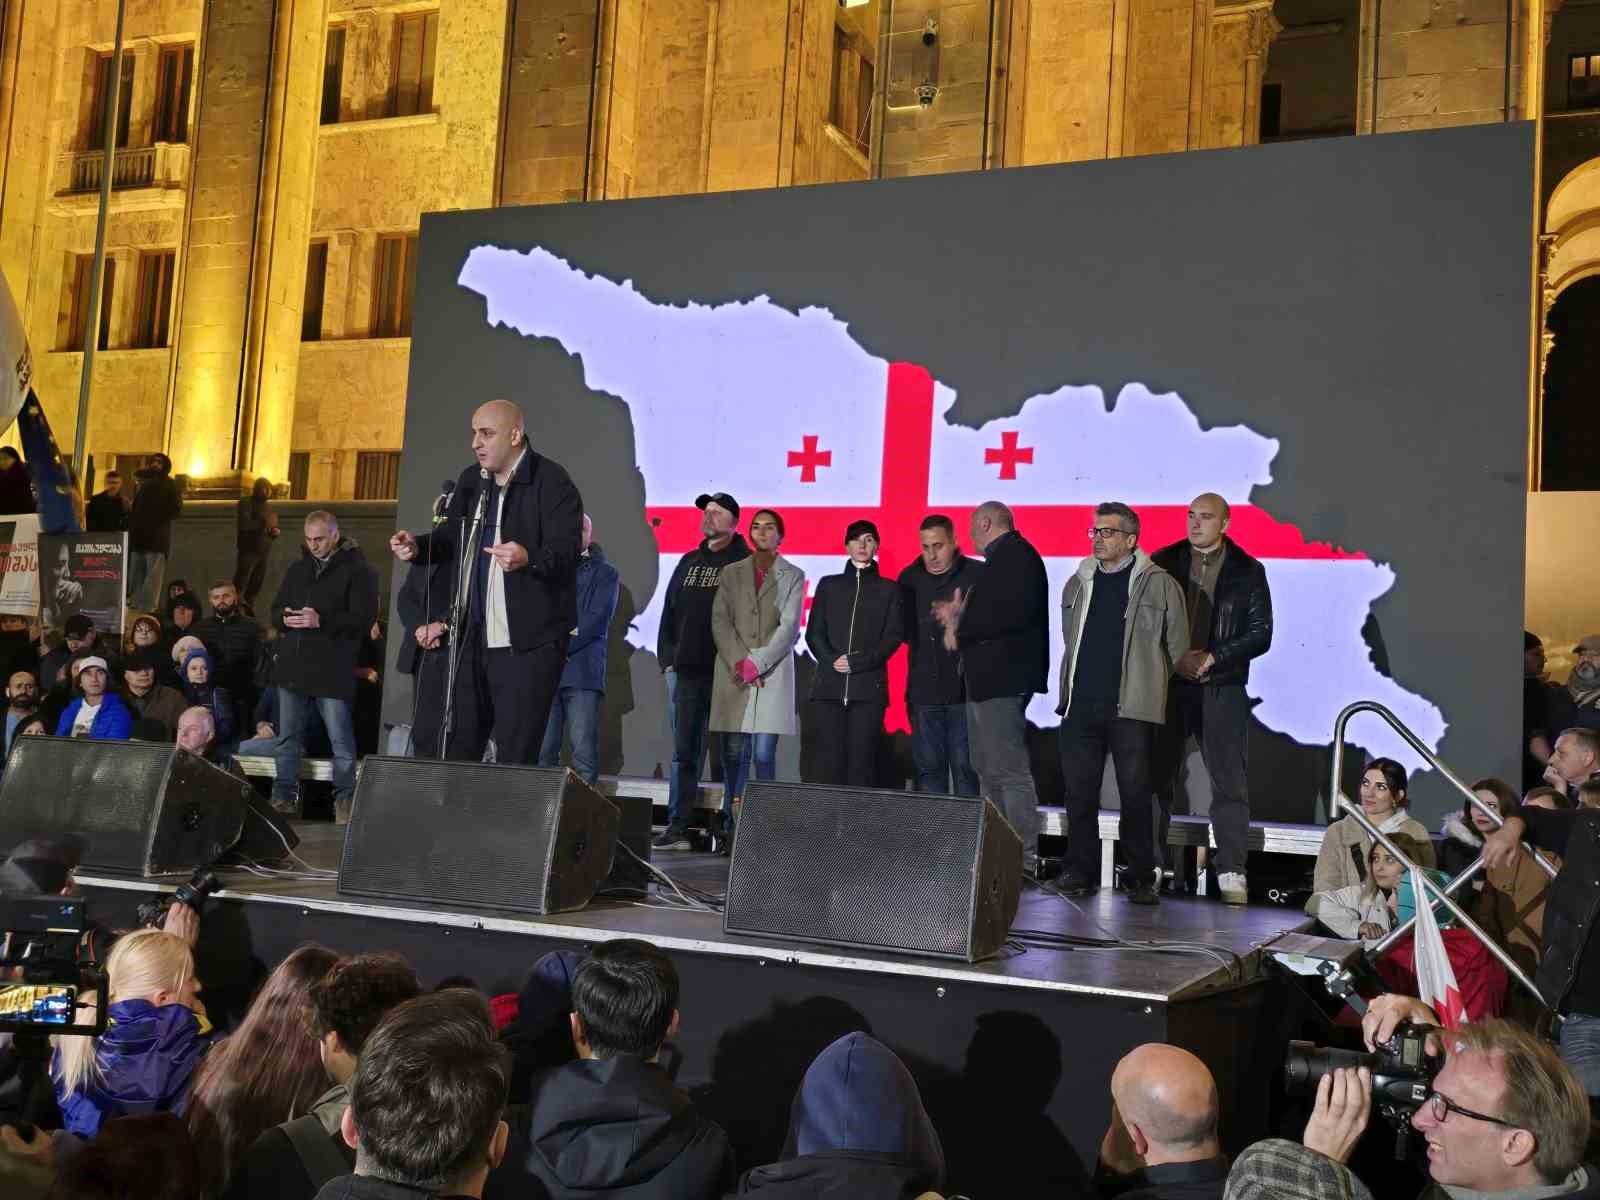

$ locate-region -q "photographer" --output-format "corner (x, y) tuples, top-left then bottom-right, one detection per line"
(1298, 998), (1597, 1200)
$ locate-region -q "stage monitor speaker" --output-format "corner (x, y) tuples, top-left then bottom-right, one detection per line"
(0, 736), (250, 877)
(723, 782), (1023, 962)
(338, 758), (621, 915)
(601, 792), (653, 900)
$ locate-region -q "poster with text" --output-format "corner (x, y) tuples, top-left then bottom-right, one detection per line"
(38, 533), (126, 636)
(0, 515), (39, 617)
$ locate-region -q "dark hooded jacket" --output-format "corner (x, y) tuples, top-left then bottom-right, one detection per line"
(560, 545), (620, 693)
(498, 950), (581, 1105)
(270, 538), (380, 702)
(658, 534), (751, 677)
(501, 1054), (735, 1200)
(129, 466), (183, 554)
(736, 1032), (944, 1200)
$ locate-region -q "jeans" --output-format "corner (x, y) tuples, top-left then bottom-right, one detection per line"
(127, 550), (166, 613)
(668, 672), (714, 830)
(1155, 682), (1251, 874)
(236, 736), (275, 757)
(1059, 698), (1157, 885)
(966, 695), (1040, 870)
(538, 687), (603, 785)
(273, 689), (356, 805)
(910, 702), (979, 796)
(1560, 1013), (1600, 1097)
(720, 732), (778, 824)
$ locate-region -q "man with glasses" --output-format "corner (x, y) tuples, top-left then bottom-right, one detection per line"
(1053, 502), (1187, 906)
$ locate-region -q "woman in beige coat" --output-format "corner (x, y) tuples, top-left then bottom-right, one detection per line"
(711, 509), (805, 835)
(1311, 757), (1435, 894)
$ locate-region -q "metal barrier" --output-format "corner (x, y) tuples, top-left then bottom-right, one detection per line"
(1329, 700), (1556, 1012)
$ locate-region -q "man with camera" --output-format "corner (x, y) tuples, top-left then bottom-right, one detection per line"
(1295, 997), (1598, 1200)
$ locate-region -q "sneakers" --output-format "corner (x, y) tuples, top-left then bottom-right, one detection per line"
(652, 826), (691, 852)
(1054, 872), (1099, 898)
(1126, 877), (1161, 906)
(1217, 871), (1249, 906)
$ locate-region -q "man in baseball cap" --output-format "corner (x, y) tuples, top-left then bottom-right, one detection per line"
(1553, 635), (1600, 737)
(39, 612), (101, 691)
(57, 655), (133, 740)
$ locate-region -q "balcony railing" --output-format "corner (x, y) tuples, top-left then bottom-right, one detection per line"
(68, 145), (156, 193)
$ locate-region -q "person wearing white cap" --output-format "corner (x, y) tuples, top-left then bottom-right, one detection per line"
(54, 654), (133, 741)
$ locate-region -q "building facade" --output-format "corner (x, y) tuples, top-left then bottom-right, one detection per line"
(0, 0), (1589, 499)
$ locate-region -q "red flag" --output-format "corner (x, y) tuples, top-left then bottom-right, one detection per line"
(1411, 864), (1468, 1028)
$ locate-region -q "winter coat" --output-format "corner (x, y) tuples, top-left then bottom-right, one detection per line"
(129, 468), (182, 554)
(658, 535), (751, 676)
(121, 683), (187, 736)
(559, 545), (620, 693)
(1311, 810), (1436, 894)
(410, 450), (584, 653)
(897, 554), (983, 706)
(805, 561), (905, 707)
(736, 1032), (944, 1199)
(54, 693), (133, 740)
(193, 612), (264, 704)
(711, 553), (804, 735)
(1057, 550), (1188, 725)
(1305, 871), (1447, 947)
(1149, 535), (1273, 687)
(270, 538), (380, 702)
(85, 490), (127, 533)
(52, 999), (210, 1137)
(955, 529), (1049, 702)
(1507, 805), (1600, 1015)
(500, 1055), (736, 1200)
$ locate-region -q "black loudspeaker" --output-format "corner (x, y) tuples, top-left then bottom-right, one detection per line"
(0, 736), (249, 877)
(601, 792), (653, 899)
(724, 782), (1023, 962)
(338, 758), (621, 915)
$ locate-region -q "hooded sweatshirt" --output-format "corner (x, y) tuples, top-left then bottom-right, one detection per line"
(503, 1054), (735, 1200)
(658, 535), (750, 677)
(499, 950), (581, 1105)
(737, 1032), (944, 1200)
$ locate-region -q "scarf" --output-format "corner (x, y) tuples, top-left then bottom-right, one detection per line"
(1568, 662), (1600, 709)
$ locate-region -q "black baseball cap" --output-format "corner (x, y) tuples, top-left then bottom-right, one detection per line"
(845, 519), (881, 545)
(695, 492), (740, 521)
(64, 613), (95, 638)
(123, 646), (165, 673)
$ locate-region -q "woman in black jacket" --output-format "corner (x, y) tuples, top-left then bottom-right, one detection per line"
(804, 521), (905, 787)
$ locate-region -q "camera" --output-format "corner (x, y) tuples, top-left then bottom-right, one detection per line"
(922, 18), (939, 45)
(0, 892), (105, 1038)
(137, 866), (221, 929)
(1285, 1021), (1440, 1123)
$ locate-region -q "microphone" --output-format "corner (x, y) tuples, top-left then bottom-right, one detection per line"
(431, 480), (456, 526)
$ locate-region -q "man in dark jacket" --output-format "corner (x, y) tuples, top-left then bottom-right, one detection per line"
(1094, 1044), (1227, 1200)
(39, 613), (102, 690)
(85, 469), (128, 533)
(271, 511), (379, 821)
(539, 515), (620, 786)
(734, 1032), (944, 1198)
(120, 647), (187, 737)
(654, 492), (748, 850)
(805, 519), (905, 788)
(499, 939), (735, 1200)
(390, 399), (582, 768)
(195, 581), (264, 740)
(127, 453), (182, 613)
(936, 501), (1049, 874)
(1150, 494), (1273, 905)
(394, 553), (451, 759)
(234, 477), (280, 611)
(898, 514), (982, 796)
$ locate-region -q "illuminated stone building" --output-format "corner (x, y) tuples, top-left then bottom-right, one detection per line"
(0, 0), (1590, 499)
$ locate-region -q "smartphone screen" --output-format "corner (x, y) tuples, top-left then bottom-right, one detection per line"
(0, 983), (77, 1026)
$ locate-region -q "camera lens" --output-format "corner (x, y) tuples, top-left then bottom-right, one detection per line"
(1283, 1040), (1377, 1096)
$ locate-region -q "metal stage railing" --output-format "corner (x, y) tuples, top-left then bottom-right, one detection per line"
(1329, 700), (1557, 1013)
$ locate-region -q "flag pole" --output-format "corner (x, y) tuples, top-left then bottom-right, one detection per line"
(73, 0), (128, 485)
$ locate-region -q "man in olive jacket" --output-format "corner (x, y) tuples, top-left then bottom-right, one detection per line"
(1055, 502), (1188, 905)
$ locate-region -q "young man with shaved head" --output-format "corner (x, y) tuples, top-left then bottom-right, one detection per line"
(1097, 1043), (1226, 1199)
(1151, 492), (1273, 906)
(391, 398), (583, 765)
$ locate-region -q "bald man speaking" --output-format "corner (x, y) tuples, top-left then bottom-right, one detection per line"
(391, 399), (584, 764)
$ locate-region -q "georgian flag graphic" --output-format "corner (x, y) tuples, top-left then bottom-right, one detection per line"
(458, 246), (1446, 769)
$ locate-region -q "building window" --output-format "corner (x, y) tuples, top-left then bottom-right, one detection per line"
(86, 52), (135, 150)
(131, 251), (176, 349)
(321, 27), (346, 124)
(152, 45), (194, 143)
(1260, 83), (1283, 140)
(303, 241), (329, 341)
(288, 452), (311, 500)
(389, 11), (438, 118)
(1570, 53), (1600, 110)
(372, 233), (417, 338)
(59, 255), (115, 352)
(830, 26), (874, 155)
(354, 451), (402, 500)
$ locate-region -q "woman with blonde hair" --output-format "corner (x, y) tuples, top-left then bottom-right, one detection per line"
(51, 929), (211, 1137)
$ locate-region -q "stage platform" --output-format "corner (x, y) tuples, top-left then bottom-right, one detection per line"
(78, 824), (1314, 1198)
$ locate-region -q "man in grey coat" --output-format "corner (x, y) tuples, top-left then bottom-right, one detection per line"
(1054, 502), (1188, 905)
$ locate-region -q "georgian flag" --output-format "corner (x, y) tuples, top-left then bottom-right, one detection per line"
(1411, 863), (1468, 1028)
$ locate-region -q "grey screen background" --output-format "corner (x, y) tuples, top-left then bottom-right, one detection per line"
(388, 121), (1533, 827)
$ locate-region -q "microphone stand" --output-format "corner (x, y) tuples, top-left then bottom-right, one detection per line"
(438, 479), (488, 759)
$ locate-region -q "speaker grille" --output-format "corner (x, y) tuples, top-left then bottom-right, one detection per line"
(725, 782), (1004, 960)
(338, 758), (618, 915)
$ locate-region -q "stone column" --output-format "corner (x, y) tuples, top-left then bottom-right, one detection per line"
(1204, 0), (1282, 147)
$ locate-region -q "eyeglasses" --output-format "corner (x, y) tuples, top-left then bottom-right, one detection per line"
(1424, 1090), (1520, 1130)
(1088, 527), (1130, 540)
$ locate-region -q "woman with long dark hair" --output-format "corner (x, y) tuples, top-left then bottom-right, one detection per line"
(1312, 757), (1435, 893)
(184, 944), (339, 1198)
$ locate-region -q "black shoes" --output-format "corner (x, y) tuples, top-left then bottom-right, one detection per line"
(1126, 877), (1161, 906)
(1054, 872), (1099, 898)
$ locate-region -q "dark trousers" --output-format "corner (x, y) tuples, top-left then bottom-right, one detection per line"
(669, 671), (715, 830)
(234, 549), (269, 609)
(407, 646), (450, 758)
(444, 630), (566, 766)
(1154, 682), (1252, 874)
(910, 702), (979, 796)
(1059, 699), (1157, 884)
(810, 700), (884, 787)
